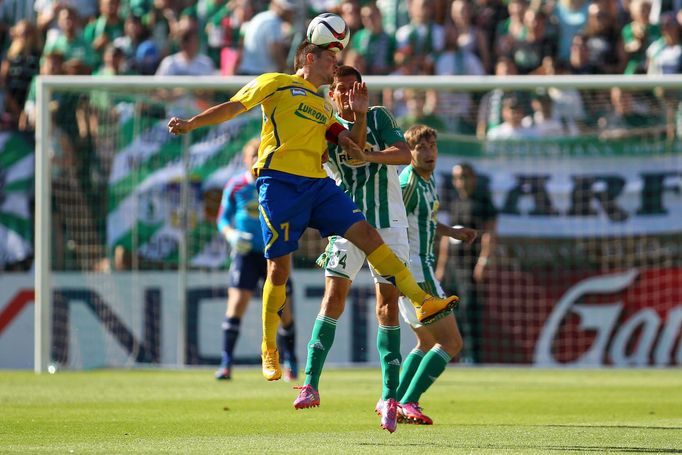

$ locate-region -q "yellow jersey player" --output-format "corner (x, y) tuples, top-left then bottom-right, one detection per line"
(168, 40), (459, 383)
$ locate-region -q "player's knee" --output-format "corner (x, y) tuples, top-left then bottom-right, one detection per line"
(440, 333), (464, 358)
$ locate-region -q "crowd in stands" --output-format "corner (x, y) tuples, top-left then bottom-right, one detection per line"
(0, 0), (681, 136)
(0, 0), (681, 272)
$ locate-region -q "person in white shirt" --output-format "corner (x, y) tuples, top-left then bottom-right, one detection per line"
(237, 0), (297, 75)
(155, 27), (215, 76)
(487, 96), (539, 140)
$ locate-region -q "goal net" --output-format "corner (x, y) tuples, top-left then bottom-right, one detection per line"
(32, 75), (682, 371)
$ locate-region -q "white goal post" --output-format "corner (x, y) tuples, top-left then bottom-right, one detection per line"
(34, 74), (682, 373)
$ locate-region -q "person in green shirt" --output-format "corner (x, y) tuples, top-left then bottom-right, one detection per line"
(350, 4), (395, 75)
(84, 0), (125, 67)
(43, 6), (96, 73)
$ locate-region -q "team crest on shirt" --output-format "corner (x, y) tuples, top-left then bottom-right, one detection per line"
(290, 88), (307, 97)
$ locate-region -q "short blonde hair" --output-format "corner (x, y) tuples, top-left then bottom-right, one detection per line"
(404, 124), (437, 149)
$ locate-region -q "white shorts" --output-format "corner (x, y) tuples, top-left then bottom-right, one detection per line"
(320, 227), (409, 284)
(398, 260), (445, 328)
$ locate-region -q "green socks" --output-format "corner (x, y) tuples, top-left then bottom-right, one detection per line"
(377, 325), (401, 400)
(400, 346), (451, 404)
(396, 349), (425, 401)
(304, 315), (337, 390)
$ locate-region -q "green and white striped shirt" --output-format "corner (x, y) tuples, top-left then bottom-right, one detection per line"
(400, 165), (439, 268)
(326, 106), (407, 229)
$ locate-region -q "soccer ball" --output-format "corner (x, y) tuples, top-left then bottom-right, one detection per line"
(306, 13), (350, 52)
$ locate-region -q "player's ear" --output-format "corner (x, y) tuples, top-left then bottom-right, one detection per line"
(306, 52), (316, 65)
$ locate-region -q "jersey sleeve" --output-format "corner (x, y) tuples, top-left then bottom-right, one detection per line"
(400, 167), (419, 214)
(373, 106), (405, 146)
(216, 182), (237, 233)
(230, 73), (282, 111)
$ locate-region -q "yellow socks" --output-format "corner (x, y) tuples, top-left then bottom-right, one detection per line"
(366, 244), (428, 306)
(262, 279), (286, 352)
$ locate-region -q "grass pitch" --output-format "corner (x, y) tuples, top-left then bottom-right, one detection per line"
(1, 367), (681, 454)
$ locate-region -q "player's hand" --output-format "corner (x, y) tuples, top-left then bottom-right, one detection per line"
(321, 149), (329, 164)
(228, 231), (253, 255)
(453, 227), (477, 245)
(168, 117), (192, 136)
(348, 81), (368, 115)
(339, 135), (365, 162)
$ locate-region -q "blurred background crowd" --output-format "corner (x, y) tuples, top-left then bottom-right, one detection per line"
(1, 0), (681, 273)
(1, 0), (682, 136)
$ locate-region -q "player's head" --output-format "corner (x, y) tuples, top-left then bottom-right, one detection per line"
(405, 124), (438, 174)
(243, 138), (260, 167)
(330, 65), (362, 115)
(452, 162), (477, 196)
(294, 39), (337, 85)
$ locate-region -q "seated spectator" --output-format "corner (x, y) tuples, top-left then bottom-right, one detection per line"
(552, 0), (589, 64)
(509, 9), (558, 75)
(155, 27), (216, 75)
(398, 89), (447, 132)
(35, 0), (98, 35)
(237, 0), (297, 75)
(0, 20), (42, 128)
(522, 92), (570, 137)
(476, 57), (531, 138)
(623, 0), (661, 74)
(394, 0), (445, 76)
(568, 33), (601, 74)
(450, 0), (491, 73)
(473, 0), (508, 67)
(43, 6), (96, 74)
(583, 2), (625, 74)
(349, 3), (395, 75)
(84, 0), (125, 68)
(646, 12), (682, 75)
(486, 96), (538, 140)
(599, 88), (666, 138)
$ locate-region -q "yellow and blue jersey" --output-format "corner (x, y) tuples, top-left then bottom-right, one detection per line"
(230, 73), (344, 179)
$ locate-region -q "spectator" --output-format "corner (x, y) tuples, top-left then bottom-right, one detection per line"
(623, 0), (661, 74)
(437, 162), (498, 364)
(394, 0), (445, 75)
(237, 0), (297, 75)
(397, 89), (447, 132)
(113, 14), (155, 73)
(84, 0), (125, 67)
(552, 0), (590, 64)
(450, 0), (492, 74)
(142, 0), (178, 60)
(568, 33), (601, 74)
(376, 0), (410, 35)
(155, 27), (216, 75)
(473, 0), (508, 68)
(35, 0), (98, 35)
(583, 2), (626, 74)
(349, 3), (395, 75)
(434, 25), (485, 134)
(43, 6), (97, 75)
(509, 9), (558, 75)
(599, 88), (666, 138)
(495, 0), (527, 59)
(203, 0), (231, 67)
(1, 20), (42, 128)
(486, 96), (539, 140)
(476, 57), (531, 138)
(339, 0), (362, 35)
(20, 51), (64, 131)
(522, 92), (570, 137)
(646, 11), (682, 75)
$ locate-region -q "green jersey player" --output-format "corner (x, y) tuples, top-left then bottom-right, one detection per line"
(293, 66), (413, 433)
(397, 124), (477, 425)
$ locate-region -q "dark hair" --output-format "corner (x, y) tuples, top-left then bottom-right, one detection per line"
(294, 39), (326, 71)
(330, 65), (362, 91)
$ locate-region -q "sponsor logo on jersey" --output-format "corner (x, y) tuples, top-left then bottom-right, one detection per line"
(290, 88), (307, 97)
(294, 103), (327, 124)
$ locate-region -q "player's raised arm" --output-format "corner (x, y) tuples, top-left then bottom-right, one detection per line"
(168, 100), (246, 135)
(346, 81), (368, 149)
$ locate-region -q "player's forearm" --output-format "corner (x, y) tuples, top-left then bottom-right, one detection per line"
(435, 235), (450, 279)
(363, 142), (411, 165)
(189, 101), (246, 131)
(436, 222), (456, 237)
(478, 222), (497, 262)
(348, 112), (367, 149)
